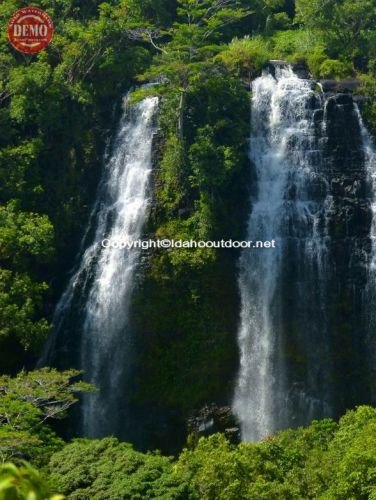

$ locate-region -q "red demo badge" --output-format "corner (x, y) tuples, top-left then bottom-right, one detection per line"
(7, 7), (54, 54)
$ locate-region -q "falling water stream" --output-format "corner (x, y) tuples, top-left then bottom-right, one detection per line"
(357, 106), (376, 401)
(234, 66), (335, 441)
(43, 72), (375, 445)
(47, 96), (158, 437)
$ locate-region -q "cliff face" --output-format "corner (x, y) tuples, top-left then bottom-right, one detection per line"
(123, 81), (376, 451)
(48, 70), (376, 452)
(270, 86), (374, 430)
(323, 94), (373, 412)
(120, 78), (376, 450)
(126, 89), (251, 452)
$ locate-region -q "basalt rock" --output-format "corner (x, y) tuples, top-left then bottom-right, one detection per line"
(240, 71), (374, 437)
(292, 62), (311, 80)
(320, 79), (361, 93)
(187, 404), (240, 444)
(321, 91), (372, 411)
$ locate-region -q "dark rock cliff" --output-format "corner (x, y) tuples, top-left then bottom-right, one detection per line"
(323, 93), (372, 412)
(281, 89), (374, 425)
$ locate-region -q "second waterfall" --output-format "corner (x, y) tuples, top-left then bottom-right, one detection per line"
(234, 64), (374, 441)
(235, 66), (336, 441)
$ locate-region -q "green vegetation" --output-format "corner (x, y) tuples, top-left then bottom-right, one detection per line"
(0, 462), (63, 500)
(0, 369), (93, 466)
(2, 405), (374, 499)
(1, 375), (375, 498)
(0, 0), (375, 497)
(0, 0), (153, 371)
(1, 0), (375, 372)
(47, 438), (189, 499)
(0, 0), (375, 379)
(175, 406), (376, 499)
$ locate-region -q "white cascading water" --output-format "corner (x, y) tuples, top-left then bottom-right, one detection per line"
(234, 66), (333, 441)
(49, 96), (158, 437)
(356, 106), (376, 271)
(356, 106), (376, 385)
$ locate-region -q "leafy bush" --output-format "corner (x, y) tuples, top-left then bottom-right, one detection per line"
(175, 406), (376, 500)
(47, 438), (190, 499)
(295, 0), (376, 66)
(0, 369), (94, 466)
(306, 46), (327, 78)
(217, 36), (271, 81)
(270, 29), (325, 65)
(318, 59), (354, 79)
(266, 12), (291, 32)
(43, 406), (376, 499)
(0, 462), (63, 500)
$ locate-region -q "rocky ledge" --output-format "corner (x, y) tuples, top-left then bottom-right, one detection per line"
(187, 404), (240, 444)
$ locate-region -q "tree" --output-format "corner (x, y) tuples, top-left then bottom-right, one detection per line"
(142, 0), (251, 137)
(47, 437), (189, 499)
(0, 462), (63, 500)
(0, 202), (54, 269)
(0, 369), (94, 423)
(0, 369), (94, 464)
(0, 201), (54, 358)
(216, 36), (271, 83)
(295, 0), (376, 64)
(0, 270), (50, 353)
(175, 407), (376, 499)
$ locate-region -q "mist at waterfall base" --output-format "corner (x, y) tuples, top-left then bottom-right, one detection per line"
(44, 96), (159, 445)
(234, 65), (376, 442)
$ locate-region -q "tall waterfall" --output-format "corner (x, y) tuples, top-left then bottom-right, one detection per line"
(234, 67), (335, 441)
(358, 106), (376, 403)
(358, 107), (376, 271)
(48, 96), (158, 437)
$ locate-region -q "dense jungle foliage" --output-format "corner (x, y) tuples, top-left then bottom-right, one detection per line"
(0, 0), (376, 497)
(0, 393), (375, 499)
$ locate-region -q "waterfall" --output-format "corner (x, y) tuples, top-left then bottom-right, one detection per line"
(47, 96), (158, 437)
(234, 66), (334, 441)
(357, 106), (376, 403)
(356, 106), (376, 271)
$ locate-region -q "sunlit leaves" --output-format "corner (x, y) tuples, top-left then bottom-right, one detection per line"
(0, 270), (49, 351)
(217, 36), (271, 80)
(0, 462), (64, 499)
(0, 368), (95, 422)
(0, 202), (54, 267)
(0, 369), (94, 464)
(48, 437), (189, 499)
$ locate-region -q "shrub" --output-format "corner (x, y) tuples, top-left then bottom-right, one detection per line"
(318, 59), (354, 79)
